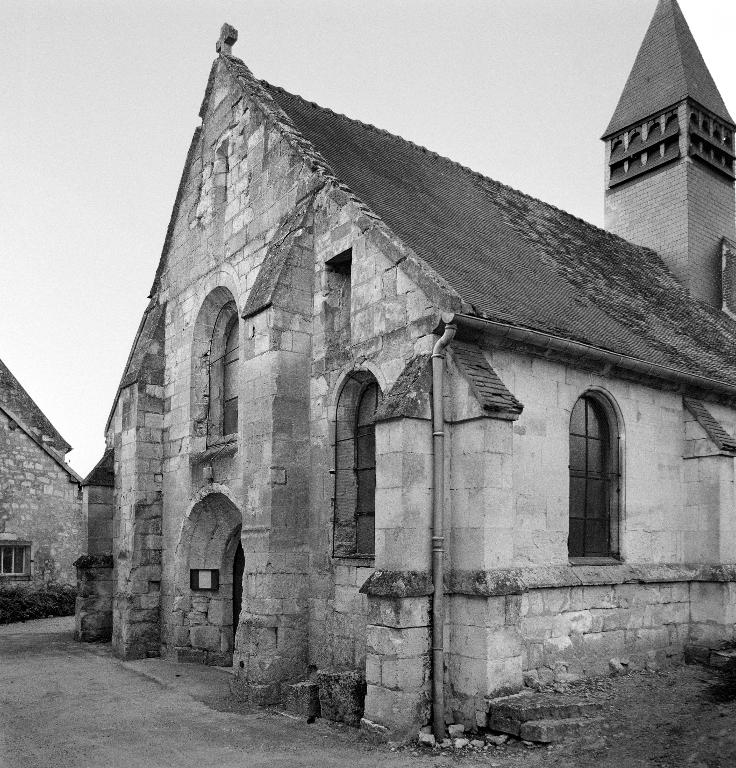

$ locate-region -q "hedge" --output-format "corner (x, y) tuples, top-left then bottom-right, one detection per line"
(0, 583), (77, 625)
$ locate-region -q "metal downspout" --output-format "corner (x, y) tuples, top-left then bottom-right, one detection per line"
(431, 315), (456, 740)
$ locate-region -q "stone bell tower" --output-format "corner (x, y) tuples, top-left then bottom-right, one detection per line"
(603, 0), (735, 309)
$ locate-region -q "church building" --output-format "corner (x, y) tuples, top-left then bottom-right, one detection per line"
(80, 0), (736, 738)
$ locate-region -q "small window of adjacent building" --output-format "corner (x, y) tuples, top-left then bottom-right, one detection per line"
(568, 393), (620, 560)
(0, 544), (30, 576)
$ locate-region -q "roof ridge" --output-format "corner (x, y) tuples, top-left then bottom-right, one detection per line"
(258, 79), (676, 265)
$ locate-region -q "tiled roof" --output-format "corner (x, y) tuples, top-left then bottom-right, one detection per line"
(451, 343), (523, 417)
(256, 79), (736, 389)
(82, 448), (115, 487)
(604, 0), (733, 137)
(0, 357), (71, 454)
(683, 397), (736, 454)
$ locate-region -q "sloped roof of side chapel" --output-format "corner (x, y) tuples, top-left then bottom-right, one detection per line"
(150, 20), (736, 393)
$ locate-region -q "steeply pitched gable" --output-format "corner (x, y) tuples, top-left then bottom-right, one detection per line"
(0, 357), (71, 454)
(604, 0), (733, 137)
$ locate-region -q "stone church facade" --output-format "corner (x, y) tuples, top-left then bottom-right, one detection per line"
(81, 0), (736, 738)
(0, 358), (83, 585)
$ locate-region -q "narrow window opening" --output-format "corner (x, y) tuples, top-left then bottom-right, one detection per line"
(222, 317), (239, 435)
(206, 300), (239, 445)
(355, 382), (378, 555)
(325, 248), (352, 345)
(568, 394), (620, 560)
(333, 370), (381, 558)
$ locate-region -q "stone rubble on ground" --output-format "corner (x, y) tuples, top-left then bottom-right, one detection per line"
(417, 732), (435, 747)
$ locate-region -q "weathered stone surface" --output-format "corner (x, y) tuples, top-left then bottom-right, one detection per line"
(316, 670), (366, 726)
(359, 717), (390, 743)
(519, 716), (604, 743)
(74, 565), (113, 642)
(486, 690), (601, 736)
(360, 571), (433, 598)
(286, 680), (320, 719)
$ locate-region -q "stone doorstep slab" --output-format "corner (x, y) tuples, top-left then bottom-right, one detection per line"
(710, 649), (736, 670)
(685, 643), (736, 670)
(486, 691), (601, 726)
(519, 716), (604, 744)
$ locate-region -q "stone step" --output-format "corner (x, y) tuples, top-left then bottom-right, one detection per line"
(485, 691), (601, 736)
(710, 649), (736, 671)
(685, 643), (736, 671)
(519, 716), (604, 744)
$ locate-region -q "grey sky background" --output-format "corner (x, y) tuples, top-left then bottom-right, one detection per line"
(2, 0), (735, 476)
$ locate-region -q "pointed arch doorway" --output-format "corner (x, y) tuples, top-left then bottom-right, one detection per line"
(233, 540), (244, 635)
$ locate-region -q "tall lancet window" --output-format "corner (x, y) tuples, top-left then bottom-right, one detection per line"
(354, 381), (379, 555)
(333, 371), (382, 558)
(205, 300), (239, 445)
(222, 318), (239, 436)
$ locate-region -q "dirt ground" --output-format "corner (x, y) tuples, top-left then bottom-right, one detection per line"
(1, 617), (734, 768)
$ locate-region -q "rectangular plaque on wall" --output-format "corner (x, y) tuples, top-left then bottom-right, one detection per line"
(190, 569), (219, 591)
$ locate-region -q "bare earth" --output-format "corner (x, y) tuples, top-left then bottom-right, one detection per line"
(1, 617), (734, 768)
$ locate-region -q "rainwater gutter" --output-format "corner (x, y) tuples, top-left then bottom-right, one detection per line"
(454, 314), (736, 401)
(431, 314), (456, 740)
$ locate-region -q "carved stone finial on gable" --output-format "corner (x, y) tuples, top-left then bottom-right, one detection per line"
(216, 23), (238, 55)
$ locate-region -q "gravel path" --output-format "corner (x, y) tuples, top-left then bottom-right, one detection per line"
(1, 617), (734, 768)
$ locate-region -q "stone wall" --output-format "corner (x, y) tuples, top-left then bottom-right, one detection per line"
(75, 560), (113, 642)
(0, 408), (83, 585)
(485, 345), (712, 565)
(446, 565), (736, 727)
(110, 312), (165, 660)
(129, 53), (447, 699)
(85, 484), (113, 556)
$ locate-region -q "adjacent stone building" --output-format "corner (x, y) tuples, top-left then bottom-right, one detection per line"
(81, 0), (736, 738)
(0, 358), (83, 585)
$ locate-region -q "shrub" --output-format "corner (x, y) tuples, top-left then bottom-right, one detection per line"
(73, 553), (113, 569)
(0, 583), (77, 625)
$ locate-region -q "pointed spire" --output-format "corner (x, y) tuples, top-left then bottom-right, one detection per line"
(603, 0), (733, 137)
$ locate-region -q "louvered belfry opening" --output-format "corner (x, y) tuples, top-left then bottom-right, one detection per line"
(568, 395), (619, 559)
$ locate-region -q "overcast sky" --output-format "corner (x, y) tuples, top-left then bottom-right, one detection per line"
(2, 0), (735, 476)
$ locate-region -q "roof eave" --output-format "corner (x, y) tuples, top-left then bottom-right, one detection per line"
(451, 313), (736, 402)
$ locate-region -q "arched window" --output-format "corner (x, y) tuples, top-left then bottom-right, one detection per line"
(333, 371), (382, 557)
(205, 300), (239, 444)
(222, 318), (239, 435)
(568, 393), (620, 559)
(355, 382), (379, 554)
